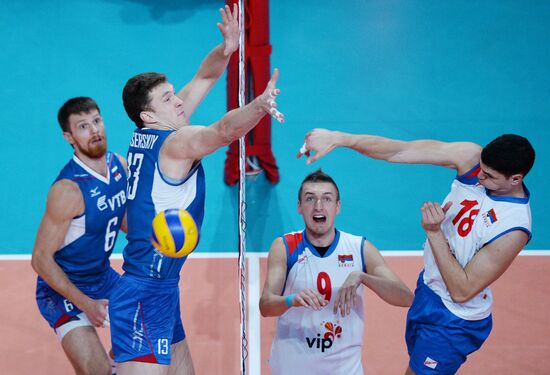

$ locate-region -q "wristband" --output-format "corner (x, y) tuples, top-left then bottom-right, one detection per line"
(284, 294), (296, 308)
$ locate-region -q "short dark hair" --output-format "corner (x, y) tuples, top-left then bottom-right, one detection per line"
(123, 72), (167, 128)
(57, 97), (100, 132)
(298, 169), (340, 202)
(481, 134), (535, 177)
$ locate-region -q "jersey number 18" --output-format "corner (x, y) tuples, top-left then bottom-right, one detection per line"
(452, 199), (479, 237)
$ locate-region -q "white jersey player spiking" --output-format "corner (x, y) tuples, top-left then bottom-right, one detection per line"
(423, 164), (532, 320)
(260, 170), (413, 375)
(297, 129), (536, 374)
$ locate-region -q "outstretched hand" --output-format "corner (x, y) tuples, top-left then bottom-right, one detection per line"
(421, 201), (452, 233)
(217, 4), (239, 56)
(298, 128), (339, 164)
(258, 68), (284, 123)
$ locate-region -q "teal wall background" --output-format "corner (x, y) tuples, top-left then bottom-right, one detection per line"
(1, 0), (548, 254)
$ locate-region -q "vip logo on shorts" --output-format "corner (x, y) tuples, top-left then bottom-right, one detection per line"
(424, 357), (438, 369)
(482, 208), (498, 227)
(338, 254), (354, 267)
(305, 321), (342, 353)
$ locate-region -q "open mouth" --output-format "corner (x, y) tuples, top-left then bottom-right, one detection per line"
(91, 138), (103, 144)
(313, 215), (326, 223)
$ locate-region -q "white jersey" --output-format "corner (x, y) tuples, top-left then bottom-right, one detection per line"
(423, 164), (532, 320)
(270, 230), (366, 375)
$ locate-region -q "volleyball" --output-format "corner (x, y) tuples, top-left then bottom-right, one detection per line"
(151, 208), (199, 258)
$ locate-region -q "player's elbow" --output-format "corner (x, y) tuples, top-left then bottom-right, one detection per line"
(448, 290), (475, 304)
(259, 299), (269, 317)
(402, 290), (414, 307)
(449, 294), (469, 303)
(30, 254), (42, 275)
(259, 306), (269, 318)
(259, 296), (277, 317)
(388, 289), (414, 307)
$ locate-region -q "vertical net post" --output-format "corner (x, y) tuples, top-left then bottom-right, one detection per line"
(237, 1), (248, 374)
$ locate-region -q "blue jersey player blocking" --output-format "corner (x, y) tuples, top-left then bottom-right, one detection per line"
(32, 97), (128, 375)
(108, 5), (285, 375)
(300, 128), (535, 374)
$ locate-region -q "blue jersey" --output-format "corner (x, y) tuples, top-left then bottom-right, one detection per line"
(124, 128), (205, 279)
(46, 152), (127, 285)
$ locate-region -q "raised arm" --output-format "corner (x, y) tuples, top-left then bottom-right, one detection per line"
(162, 69), (284, 163)
(421, 201), (529, 303)
(301, 128), (482, 175)
(177, 4), (239, 117)
(333, 239), (414, 316)
(259, 238), (327, 317)
(31, 180), (108, 327)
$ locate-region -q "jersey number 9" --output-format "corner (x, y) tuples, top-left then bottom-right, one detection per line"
(317, 272), (332, 302)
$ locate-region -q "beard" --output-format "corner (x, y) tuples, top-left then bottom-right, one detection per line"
(76, 138), (107, 159)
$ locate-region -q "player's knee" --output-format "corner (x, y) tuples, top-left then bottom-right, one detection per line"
(76, 358), (111, 375)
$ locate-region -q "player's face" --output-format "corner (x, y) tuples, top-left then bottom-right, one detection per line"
(64, 109), (107, 159)
(477, 161), (521, 195)
(298, 182), (341, 237)
(145, 82), (187, 128)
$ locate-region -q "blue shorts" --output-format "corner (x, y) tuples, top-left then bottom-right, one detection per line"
(109, 274), (185, 365)
(36, 267), (120, 329)
(406, 273), (492, 374)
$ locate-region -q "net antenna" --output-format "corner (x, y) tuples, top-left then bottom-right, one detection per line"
(237, 1), (249, 374)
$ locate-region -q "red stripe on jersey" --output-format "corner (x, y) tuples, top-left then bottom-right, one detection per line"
(284, 232), (303, 256)
(465, 165), (480, 178)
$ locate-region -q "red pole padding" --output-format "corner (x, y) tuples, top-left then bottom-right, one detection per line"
(224, 0), (279, 185)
